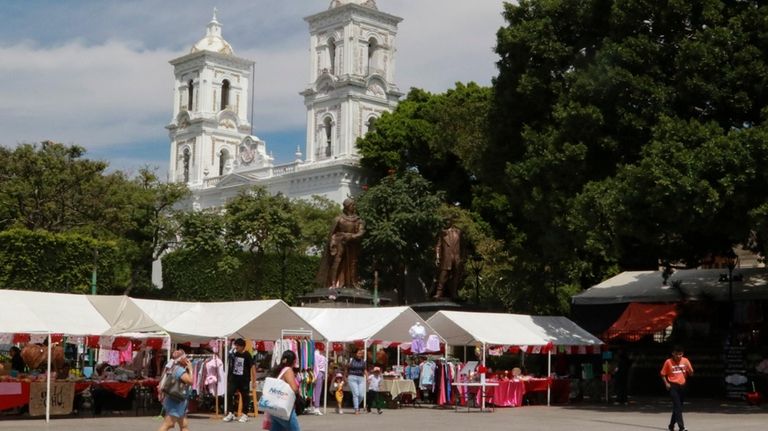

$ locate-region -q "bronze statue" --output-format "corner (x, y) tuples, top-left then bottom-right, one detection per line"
(433, 219), (464, 300)
(317, 198), (365, 289)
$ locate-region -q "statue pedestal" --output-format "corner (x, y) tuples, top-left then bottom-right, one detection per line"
(409, 299), (464, 320)
(298, 287), (391, 308)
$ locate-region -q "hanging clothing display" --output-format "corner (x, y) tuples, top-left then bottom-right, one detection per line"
(426, 334), (441, 352)
(203, 356), (226, 395)
(409, 322), (427, 354)
(419, 360), (436, 389)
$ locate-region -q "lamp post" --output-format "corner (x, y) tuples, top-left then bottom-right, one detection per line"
(724, 249), (738, 330)
(90, 249), (98, 295)
(470, 254), (483, 305)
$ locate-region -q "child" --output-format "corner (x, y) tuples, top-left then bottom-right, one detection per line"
(332, 373), (345, 414)
(366, 367), (383, 414)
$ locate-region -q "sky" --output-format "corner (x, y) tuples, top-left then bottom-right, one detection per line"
(0, 0), (507, 179)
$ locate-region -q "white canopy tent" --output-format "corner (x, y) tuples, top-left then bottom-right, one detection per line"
(292, 306), (438, 343)
(107, 297), (324, 414)
(87, 295), (167, 335)
(0, 290), (116, 422)
(0, 290), (112, 336)
(293, 306), (443, 413)
(427, 310), (603, 406)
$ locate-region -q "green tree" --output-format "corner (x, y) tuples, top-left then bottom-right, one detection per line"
(356, 172), (444, 302)
(0, 142), (189, 295)
(482, 0), (768, 304)
(292, 195), (340, 253)
(358, 83), (491, 207)
(0, 142), (127, 235)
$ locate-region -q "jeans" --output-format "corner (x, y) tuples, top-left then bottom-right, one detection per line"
(270, 409), (300, 431)
(348, 375), (366, 410)
(669, 383), (686, 430)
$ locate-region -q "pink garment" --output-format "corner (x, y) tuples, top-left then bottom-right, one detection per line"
(118, 347), (132, 365)
(426, 335), (440, 352)
(314, 350), (327, 375)
(204, 357), (226, 395)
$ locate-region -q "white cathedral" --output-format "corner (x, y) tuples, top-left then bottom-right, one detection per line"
(166, 0), (402, 208)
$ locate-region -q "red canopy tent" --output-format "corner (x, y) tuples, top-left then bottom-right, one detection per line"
(603, 303), (678, 342)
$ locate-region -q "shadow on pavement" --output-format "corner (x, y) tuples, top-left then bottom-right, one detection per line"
(559, 396), (768, 415)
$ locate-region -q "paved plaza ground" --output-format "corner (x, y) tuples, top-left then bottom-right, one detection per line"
(1, 398), (767, 431)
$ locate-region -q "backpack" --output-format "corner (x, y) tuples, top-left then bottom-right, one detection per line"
(160, 364), (188, 401)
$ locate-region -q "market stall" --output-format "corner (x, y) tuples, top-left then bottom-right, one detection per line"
(427, 310), (603, 406)
(119, 298), (324, 416)
(292, 306), (443, 414)
(0, 290), (112, 422)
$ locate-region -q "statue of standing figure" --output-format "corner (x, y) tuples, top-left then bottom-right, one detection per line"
(433, 218), (464, 300)
(317, 198), (366, 289)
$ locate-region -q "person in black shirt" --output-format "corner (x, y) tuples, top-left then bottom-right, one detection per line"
(223, 339), (254, 423)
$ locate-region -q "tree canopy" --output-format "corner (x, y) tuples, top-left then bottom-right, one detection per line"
(356, 0), (768, 313)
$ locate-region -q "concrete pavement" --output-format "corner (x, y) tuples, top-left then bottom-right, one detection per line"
(1, 399), (766, 431)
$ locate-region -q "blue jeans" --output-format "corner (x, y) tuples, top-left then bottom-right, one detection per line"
(270, 409), (300, 431)
(348, 375), (366, 410)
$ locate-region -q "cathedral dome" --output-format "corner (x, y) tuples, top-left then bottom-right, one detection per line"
(191, 9), (234, 55)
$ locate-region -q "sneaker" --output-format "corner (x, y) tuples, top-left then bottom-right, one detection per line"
(315, 409), (323, 416)
(338, 409), (344, 414)
(223, 412), (235, 422)
(377, 409), (383, 414)
(238, 414), (249, 423)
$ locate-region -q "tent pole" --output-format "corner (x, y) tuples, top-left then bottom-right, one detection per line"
(547, 349), (552, 406)
(223, 337), (229, 415)
(481, 342), (486, 412)
(363, 340), (367, 411)
(323, 340), (330, 415)
(396, 345), (400, 371)
(45, 333), (52, 423)
(463, 345), (467, 362)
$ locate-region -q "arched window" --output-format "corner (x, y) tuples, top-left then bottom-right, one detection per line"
(324, 117), (333, 157)
(187, 79), (194, 110)
(183, 148), (191, 183)
(220, 79), (230, 110)
(366, 116), (377, 134)
(367, 38), (378, 75)
(328, 38), (336, 75)
(219, 149), (230, 176)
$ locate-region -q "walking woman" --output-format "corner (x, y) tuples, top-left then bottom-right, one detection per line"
(157, 350), (193, 431)
(270, 350), (301, 431)
(346, 349), (367, 414)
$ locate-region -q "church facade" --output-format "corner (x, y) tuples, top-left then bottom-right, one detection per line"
(166, 0), (403, 209)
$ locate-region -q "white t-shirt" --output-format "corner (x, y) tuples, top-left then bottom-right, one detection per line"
(367, 374), (382, 391)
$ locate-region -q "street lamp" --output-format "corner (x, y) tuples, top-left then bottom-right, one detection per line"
(721, 249), (739, 331)
(91, 249), (99, 295)
(470, 254), (484, 305)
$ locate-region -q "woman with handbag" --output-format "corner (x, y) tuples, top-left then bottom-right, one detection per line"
(266, 350), (302, 431)
(157, 350), (194, 431)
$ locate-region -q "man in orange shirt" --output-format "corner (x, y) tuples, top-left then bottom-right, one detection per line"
(660, 346), (694, 431)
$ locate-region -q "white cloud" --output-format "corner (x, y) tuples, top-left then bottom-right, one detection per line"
(0, 41), (175, 149)
(0, 0), (507, 170)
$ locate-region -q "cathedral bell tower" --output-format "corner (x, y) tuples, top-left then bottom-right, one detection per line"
(302, 0), (403, 164)
(167, 9), (269, 187)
